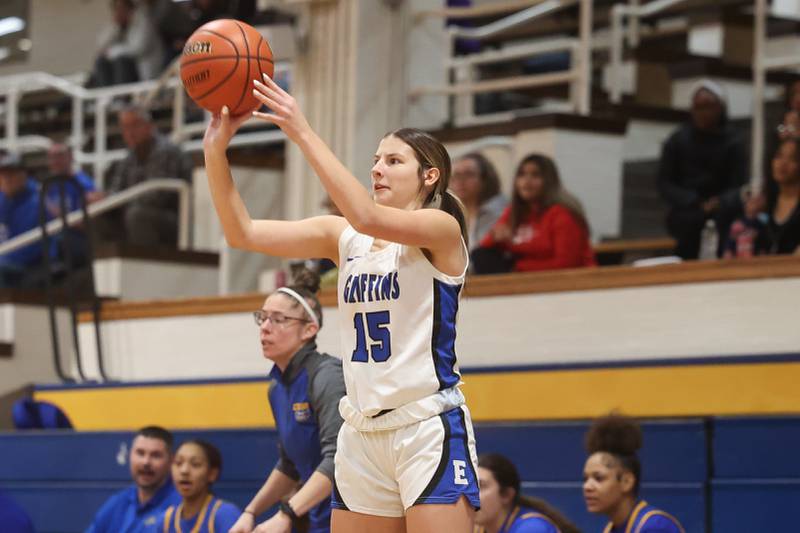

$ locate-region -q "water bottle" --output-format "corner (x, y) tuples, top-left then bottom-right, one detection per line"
(699, 219), (719, 260)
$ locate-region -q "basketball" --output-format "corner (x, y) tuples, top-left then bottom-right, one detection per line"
(180, 19), (274, 115)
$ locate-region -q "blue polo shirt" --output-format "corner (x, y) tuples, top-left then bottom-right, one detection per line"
(44, 171), (95, 215)
(0, 178), (47, 268)
(85, 481), (181, 533)
(0, 489), (35, 533)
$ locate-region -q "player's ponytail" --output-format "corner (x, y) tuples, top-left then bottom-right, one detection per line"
(585, 413), (643, 495)
(386, 128), (469, 248)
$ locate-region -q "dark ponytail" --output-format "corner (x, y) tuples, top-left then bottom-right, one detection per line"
(386, 128), (469, 248)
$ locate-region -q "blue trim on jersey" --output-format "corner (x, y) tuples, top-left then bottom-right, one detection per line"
(431, 280), (462, 390)
(413, 407), (480, 509)
(330, 480), (348, 512)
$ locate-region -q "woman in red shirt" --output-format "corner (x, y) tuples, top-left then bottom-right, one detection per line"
(475, 153), (596, 273)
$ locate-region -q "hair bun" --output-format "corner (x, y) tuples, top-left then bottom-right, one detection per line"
(292, 267), (321, 295)
(585, 413), (643, 456)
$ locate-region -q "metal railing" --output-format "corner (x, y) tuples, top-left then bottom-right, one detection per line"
(0, 179), (192, 257)
(412, 0), (593, 126)
(0, 63), (290, 188)
(608, 0), (690, 103)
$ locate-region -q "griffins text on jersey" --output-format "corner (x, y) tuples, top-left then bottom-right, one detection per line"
(343, 271), (400, 304)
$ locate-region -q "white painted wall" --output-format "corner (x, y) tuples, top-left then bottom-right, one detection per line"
(92, 258), (219, 300)
(0, 0), (109, 77)
(0, 306), (75, 396)
(71, 277), (800, 384)
(622, 120), (679, 162)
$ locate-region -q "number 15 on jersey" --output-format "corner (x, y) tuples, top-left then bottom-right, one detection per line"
(352, 311), (392, 363)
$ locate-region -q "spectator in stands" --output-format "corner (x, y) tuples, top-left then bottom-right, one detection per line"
(765, 138), (800, 255)
(473, 153), (595, 273)
(725, 138), (800, 258)
(0, 489), (35, 533)
(658, 79), (748, 260)
(153, 440), (239, 533)
(86, 426), (180, 533)
(89, 0), (165, 87)
(476, 453), (579, 533)
(44, 143), (99, 267)
(583, 414), (684, 533)
(0, 152), (50, 288)
(102, 104), (192, 247)
(229, 270), (344, 533)
(45, 143), (99, 214)
(450, 152), (507, 252)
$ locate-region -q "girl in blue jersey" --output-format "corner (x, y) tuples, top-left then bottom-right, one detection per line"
(203, 74), (478, 533)
(228, 270), (345, 533)
(582, 415), (685, 533)
(156, 440), (240, 533)
(475, 454), (578, 533)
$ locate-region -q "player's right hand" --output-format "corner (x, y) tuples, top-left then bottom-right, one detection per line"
(203, 105), (251, 155)
(228, 511), (256, 533)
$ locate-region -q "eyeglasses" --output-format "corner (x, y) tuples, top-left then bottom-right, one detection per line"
(252, 310), (309, 328)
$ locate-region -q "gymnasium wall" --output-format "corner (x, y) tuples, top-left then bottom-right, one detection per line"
(0, 0), (109, 77)
(2, 417), (798, 533)
(49, 269), (800, 429)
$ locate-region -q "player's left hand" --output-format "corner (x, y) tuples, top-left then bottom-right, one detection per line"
(251, 74), (312, 144)
(252, 512), (292, 533)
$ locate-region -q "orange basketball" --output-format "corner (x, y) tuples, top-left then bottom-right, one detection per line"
(180, 19), (274, 115)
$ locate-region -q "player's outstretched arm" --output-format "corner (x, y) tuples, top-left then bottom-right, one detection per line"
(203, 108), (345, 261)
(250, 75), (461, 254)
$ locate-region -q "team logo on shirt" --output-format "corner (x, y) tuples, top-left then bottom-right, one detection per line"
(293, 402), (312, 422)
(143, 516), (157, 526)
(343, 271), (401, 303)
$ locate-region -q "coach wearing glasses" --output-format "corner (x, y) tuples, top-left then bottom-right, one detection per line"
(229, 270), (345, 533)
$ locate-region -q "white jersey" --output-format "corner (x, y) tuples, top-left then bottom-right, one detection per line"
(337, 225), (467, 416)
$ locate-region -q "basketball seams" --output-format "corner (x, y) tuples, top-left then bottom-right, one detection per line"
(232, 21), (251, 115)
(180, 20), (274, 113)
(181, 55), (274, 68)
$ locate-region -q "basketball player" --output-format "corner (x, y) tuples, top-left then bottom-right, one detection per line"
(228, 270), (345, 533)
(202, 74), (479, 533)
(156, 440), (240, 533)
(583, 415), (685, 533)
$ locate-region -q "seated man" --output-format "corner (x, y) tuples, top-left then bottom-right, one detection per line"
(102, 104), (192, 247)
(0, 152), (49, 288)
(86, 426), (180, 533)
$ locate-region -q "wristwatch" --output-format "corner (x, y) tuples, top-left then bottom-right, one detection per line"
(279, 500), (299, 521)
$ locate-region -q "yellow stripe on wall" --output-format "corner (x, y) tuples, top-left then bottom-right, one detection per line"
(33, 362), (800, 431)
(35, 381), (275, 431)
(462, 362), (800, 421)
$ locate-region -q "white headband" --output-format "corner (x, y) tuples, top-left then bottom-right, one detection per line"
(276, 287), (320, 327)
